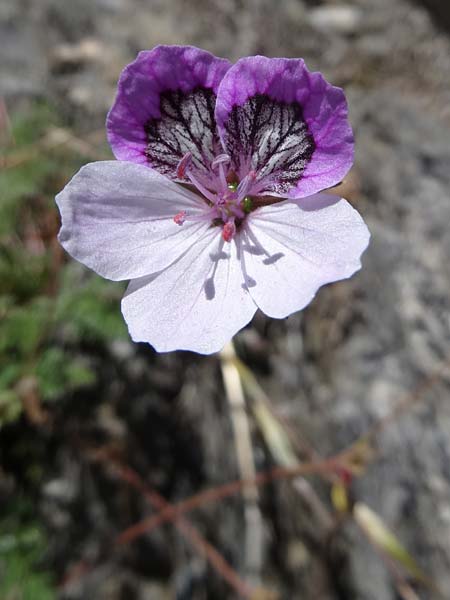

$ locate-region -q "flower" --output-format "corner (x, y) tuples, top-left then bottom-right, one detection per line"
(56, 45), (370, 354)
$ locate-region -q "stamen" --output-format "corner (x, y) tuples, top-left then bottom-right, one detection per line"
(229, 204), (245, 219)
(189, 208), (221, 222)
(186, 170), (218, 204)
(173, 207), (219, 226)
(222, 220), (236, 243)
(173, 211), (186, 225)
(176, 152), (193, 179)
(237, 170), (257, 200)
(177, 151), (218, 204)
(176, 154), (256, 232)
(211, 154), (231, 169)
(212, 154), (231, 193)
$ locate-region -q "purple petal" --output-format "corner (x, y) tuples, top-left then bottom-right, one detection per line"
(241, 193), (370, 317)
(215, 56), (353, 198)
(107, 45), (231, 182)
(121, 229), (257, 354)
(56, 161), (211, 281)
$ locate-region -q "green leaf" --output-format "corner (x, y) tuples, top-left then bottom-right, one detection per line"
(35, 347), (96, 401)
(0, 297), (53, 356)
(0, 391), (22, 426)
(56, 265), (127, 343)
(0, 506), (55, 599)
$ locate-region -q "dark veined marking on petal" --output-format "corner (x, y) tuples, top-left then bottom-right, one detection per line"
(144, 87), (220, 179)
(224, 94), (316, 194)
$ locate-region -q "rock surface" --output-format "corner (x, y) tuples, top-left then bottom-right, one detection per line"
(2, 0), (450, 598)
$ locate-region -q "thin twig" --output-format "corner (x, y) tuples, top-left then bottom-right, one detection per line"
(67, 450), (257, 599)
(114, 458), (341, 545)
(220, 342), (264, 587)
(234, 352), (450, 598)
(85, 355), (450, 596)
(106, 459), (255, 599)
(69, 353), (450, 598)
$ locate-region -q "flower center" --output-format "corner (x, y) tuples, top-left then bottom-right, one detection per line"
(173, 152), (256, 242)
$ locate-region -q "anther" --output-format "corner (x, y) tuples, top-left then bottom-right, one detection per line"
(176, 152), (193, 179)
(222, 220), (236, 242)
(173, 211), (186, 225)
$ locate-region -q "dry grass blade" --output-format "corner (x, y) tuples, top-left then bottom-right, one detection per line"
(233, 355), (334, 530)
(354, 503), (433, 587)
(354, 502), (442, 600)
(220, 342), (264, 587)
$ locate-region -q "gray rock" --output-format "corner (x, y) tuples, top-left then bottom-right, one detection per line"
(4, 0), (450, 598)
(309, 5), (363, 35)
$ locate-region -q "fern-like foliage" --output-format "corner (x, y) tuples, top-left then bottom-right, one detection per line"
(0, 103), (127, 427)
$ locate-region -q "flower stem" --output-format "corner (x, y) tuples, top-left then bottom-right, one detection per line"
(219, 341), (264, 588)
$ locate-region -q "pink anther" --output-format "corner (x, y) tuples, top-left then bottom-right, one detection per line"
(173, 211), (186, 225)
(222, 220), (236, 242)
(176, 152), (193, 179)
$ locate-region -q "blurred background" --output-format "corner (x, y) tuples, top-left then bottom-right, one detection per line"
(1, 0), (450, 598)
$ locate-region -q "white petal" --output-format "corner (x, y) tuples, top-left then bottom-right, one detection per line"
(56, 161), (210, 281)
(242, 193), (370, 318)
(121, 228), (257, 354)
